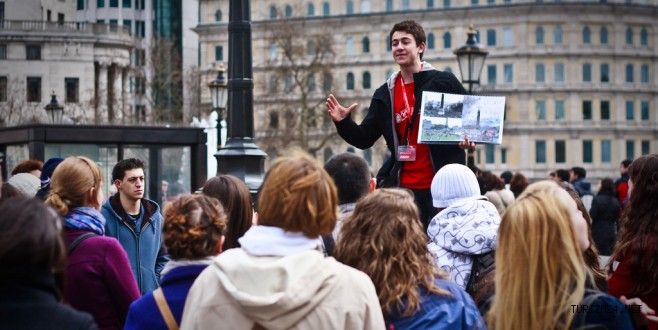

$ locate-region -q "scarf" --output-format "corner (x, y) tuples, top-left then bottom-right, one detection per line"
(64, 207), (106, 236)
(238, 225), (321, 257)
(427, 197), (501, 288)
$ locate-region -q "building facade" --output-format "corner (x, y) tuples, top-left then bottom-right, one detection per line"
(196, 0), (657, 182)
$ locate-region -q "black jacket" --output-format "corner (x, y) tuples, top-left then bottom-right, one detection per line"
(335, 64), (467, 184)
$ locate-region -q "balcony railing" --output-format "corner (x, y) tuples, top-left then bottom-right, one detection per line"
(0, 20), (131, 37)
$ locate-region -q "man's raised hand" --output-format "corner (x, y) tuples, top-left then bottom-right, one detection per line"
(325, 94), (358, 122)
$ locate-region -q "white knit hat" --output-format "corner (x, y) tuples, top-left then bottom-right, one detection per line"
(8, 173), (41, 198)
(431, 164), (481, 208)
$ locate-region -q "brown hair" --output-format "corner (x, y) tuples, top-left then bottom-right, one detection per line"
(389, 20), (426, 60)
(163, 195), (227, 260)
(45, 156), (104, 215)
(257, 153), (337, 238)
(481, 171), (504, 192)
(11, 160), (44, 176)
(202, 175), (253, 250)
(334, 188), (449, 317)
(509, 172), (529, 198)
(0, 183), (22, 204)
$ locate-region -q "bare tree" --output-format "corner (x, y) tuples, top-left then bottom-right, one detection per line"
(0, 77), (46, 127)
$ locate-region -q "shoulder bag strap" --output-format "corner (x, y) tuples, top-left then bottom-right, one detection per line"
(68, 232), (97, 254)
(153, 287), (179, 330)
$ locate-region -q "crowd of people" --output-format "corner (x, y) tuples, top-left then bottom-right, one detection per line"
(1, 18), (657, 330)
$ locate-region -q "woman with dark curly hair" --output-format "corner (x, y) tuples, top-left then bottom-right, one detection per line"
(334, 188), (484, 329)
(125, 194), (227, 330)
(608, 154), (658, 329)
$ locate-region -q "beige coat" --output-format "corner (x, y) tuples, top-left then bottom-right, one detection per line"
(180, 248), (384, 330)
(484, 189), (515, 215)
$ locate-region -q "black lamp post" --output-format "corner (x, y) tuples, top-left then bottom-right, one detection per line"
(215, 0), (267, 194)
(208, 63), (228, 147)
(44, 91), (64, 124)
(454, 25), (488, 166)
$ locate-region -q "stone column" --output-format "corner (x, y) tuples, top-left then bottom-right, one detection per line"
(97, 62), (109, 124)
(122, 67), (129, 124)
(112, 64), (123, 123)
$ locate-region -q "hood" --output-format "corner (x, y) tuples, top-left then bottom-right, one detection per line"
(210, 248), (340, 329)
(386, 61), (437, 90)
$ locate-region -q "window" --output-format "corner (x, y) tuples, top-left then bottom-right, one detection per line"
(582, 26), (591, 44)
(361, 0), (370, 12)
(487, 65), (496, 84)
(284, 5), (292, 17)
(0, 44), (6, 59)
(503, 64), (513, 83)
(307, 3), (315, 16)
(601, 63), (610, 82)
(444, 0), (451, 7)
(269, 5), (277, 18)
(583, 140), (593, 163)
(215, 9), (222, 21)
(269, 42), (277, 60)
(626, 100), (634, 120)
(307, 40), (316, 57)
(443, 32), (451, 49)
(536, 140), (546, 164)
(78, 0), (84, 10)
(600, 27), (608, 44)
(27, 77), (41, 102)
(386, 0), (393, 11)
(361, 36), (371, 53)
(555, 100), (565, 120)
(641, 64), (649, 84)
(284, 75), (293, 93)
(554, 63), (564, 83)
(501, 148), (507, 164)
(502, 28), (514, 47)
(322, 2), (330, 16)
(307, 74), (316, 92)
(626, 140), (635, 160)
(269, 76), (277, 93)
(122, 0), (130, 8)
(269, 112), (279, 129)
(486, 29), (496, 46)
(402, 0), (410, 10)
(428, 0), (435, 7)
(536, 26), (544, 44)
(65, 78), (79, 103)
(110, 0), (118, 7)
(642, 140), (650, 155)
(109, 19), (118, 32)
(346, 37), (354, 55)
(346, 72), (354, 90)
(123, 19), (132, 34)
(535, 63), (545, 83)
(601, 101), (610, 120)
(427, 33), (435, 49)
(554, 26), (563, 44)
(26, 45), (41, 60)
(57, 13), (64, 24)
(346, 0), (354, 14)
(98, 0), (104, 8)
(485, 145), (495, 164)
(136, 21), (145, 37)
(641, 101), (649, 121)
(583, 100), (592, 120)
(386, 37), (392, 52)
(536, 100), (546, 120)
(471, 0), (479, 6)
(555, 140), (566, 163)
(0, 76), (6, 102)
(626, 27), (633, 45)
(640, 28), (648, 46)
(601, 140), (611, 163)
(625, 64), (634, 83)
(362, 71), (371, 89)
(215, 46), (223, 62)
(582, 63), (592, 82)
(323, 73), (332, 92)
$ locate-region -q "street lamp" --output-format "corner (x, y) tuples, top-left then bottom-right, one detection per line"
(454, 25), (488, 166)
(208, 63), (228, 147)
(44, 91), (64, 124)
(454, 25), (489, 94)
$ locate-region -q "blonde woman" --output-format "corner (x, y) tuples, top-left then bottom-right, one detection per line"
(334, 188), (484, 330)
(489, 181), (633, 329)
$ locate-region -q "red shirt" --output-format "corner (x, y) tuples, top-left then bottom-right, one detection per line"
(393, 75), (433, 189)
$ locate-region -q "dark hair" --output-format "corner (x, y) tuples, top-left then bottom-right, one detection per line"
(11, 160), (44, 176)
(390, 20), (426, 60)
(597, 178), (616, 197)
(570, 167), (587, 179)
(500, 171), (513, 184)
(610, 153), (658, 295)
(0, 198), (67, 292)
(509, 172), (529, 198)
(621, 159), (632, 168)
(556, 169), (570, 182)
(111, 158), (146, 182)
(481, 171), (503, 192)
(324, 153), (371, 204)
(202, 175), (253, 250)
(1, 183), (22, 204)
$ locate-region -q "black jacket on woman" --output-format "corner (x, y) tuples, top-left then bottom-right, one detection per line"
(589, 195), (620, 256)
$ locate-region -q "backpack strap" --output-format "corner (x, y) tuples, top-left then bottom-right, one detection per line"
(68, 232), (97, 254)
(153, 288), (178, 330)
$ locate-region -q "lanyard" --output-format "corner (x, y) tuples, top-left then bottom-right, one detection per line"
(399, 74), (418, 146)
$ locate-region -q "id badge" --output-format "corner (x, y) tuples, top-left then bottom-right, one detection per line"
(397, 145), (417, 162)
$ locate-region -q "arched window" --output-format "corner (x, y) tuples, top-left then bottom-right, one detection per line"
(269, 76), (278, 93)
(269, 5), (277, 19)
(269, 111), (279, 129)
(626, 27), (633, 45)
(444, 0), (451, 8)
(215, 9), (222, 22)
(346, 72), (355, 90)
(362, 71), (371, 89)
(536, 26), (544, 44)
(402, 0), (410, 10)
(284, 5), (293, 17)
(428, 0), (435, 7)
(269, 42), (277, 60)
(284, 75), (294, 92)
(386, 37), (392, 52)
(600, 63), (610, 82)
(361, 0), (371, 12)
(640, 28), (648, 46)
(640, 64), (649, 83)
(362, 37), (370, 53)
(346, 37), (354, 55)
(386, 0), (393, 11)
(427, 33), (435, 49)
(307, 74), (316, 91)
(443, 32), (452, 49)
(554, 26), (563, 44)
(346, 0), (354, 14)
(307, 3), (315, 16)
(323, 73), (332, 92)
(322, 2), (330, 16)
(600, 27), (608, 44)
(582, 26), (591, 44)
(625, 64), (634, 82)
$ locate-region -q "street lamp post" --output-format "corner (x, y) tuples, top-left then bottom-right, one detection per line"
(208, 63), (228, 147)
(215, 0), (267, 194)
(454, 25), (488, 166)
(44, 91), (64, 124)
